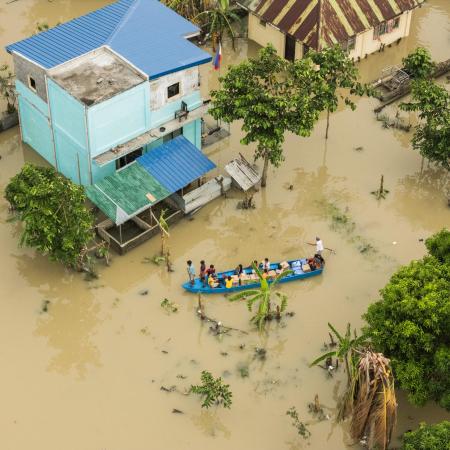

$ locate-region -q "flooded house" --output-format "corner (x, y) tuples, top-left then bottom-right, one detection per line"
(5, 0), (225, 253)
(238, 0), (424, 61)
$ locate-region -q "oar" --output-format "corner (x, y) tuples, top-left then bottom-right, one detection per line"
(305, 242), (336, 254)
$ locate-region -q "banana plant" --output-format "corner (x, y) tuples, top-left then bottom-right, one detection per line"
(310, 322), (368, 385)
(229, 263), (292, 330)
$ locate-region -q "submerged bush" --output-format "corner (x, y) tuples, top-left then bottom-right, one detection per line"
(401, 421), (450, 450)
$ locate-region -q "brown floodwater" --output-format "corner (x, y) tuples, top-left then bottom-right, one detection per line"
(0, 1), (449, 450)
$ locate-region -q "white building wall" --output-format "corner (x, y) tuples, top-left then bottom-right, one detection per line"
(349, 10), (412, 60)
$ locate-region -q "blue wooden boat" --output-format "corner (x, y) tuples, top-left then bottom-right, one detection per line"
(182, 258), (324, 294)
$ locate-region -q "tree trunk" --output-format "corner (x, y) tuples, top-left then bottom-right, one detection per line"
(261, 150), (270, 188)
(325, 108), (330, 139)
(344, 355), (352, 387)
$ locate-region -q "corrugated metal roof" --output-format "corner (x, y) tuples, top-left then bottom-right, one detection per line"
(86, 136), (216, 224)
(138, 136), (216, 192)
(85, 162), (171, 224)
(6, 0), (211, 79)
(238, 0), (423, 49)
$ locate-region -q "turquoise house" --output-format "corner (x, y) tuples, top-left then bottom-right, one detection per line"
(6, 0), (218, 231)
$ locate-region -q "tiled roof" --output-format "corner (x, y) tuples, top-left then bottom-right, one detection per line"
(238, 0), (423, 49)
(6, 0), (211, 79)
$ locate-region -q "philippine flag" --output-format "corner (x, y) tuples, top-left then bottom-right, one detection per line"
(213, 43), (222, 71)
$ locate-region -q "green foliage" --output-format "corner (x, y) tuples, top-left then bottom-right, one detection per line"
(309, 45), (369, 138)
(310, 322), (368, 385)
(400, 79), (450, 170)
(364, 231), (450, 409)
(286, 407), (311, 439)
(196, 0), (241, 50)
(210, 44), (323, 187)
(228, 262), (292, 330)
(161, 0), (207, 22)
(425, 228), (450, 264)
(5, 164), (95, 269)
(402, 47), (435, 79)
(160, 298), (178, 313)
(401, 421), (450, 450)
(0, 64), (17, 113)
(190, 370), (232, 409)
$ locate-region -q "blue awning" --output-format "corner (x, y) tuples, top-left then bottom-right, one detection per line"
(137, 136), (216, 193)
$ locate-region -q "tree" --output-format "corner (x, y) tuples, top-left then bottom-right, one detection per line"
(363, 233), (450, 409)
(309, 45), (367, 139)
(400, 79), (450, 170)
(401, 421), (450, 450)
(5, 164), (95, 270)
(0, 64), (17, 114)
(340, 349), (397, 450)
(402, 47), (435, 80)
(229, 263), (292, 330)
(196, 0), (241, 51)
(161, 0), (209, 22)
(210, 45), (323, 187)
(310, 322), (368, 385)
(425, 228), (450, 264)
(190, 370), (232, 409)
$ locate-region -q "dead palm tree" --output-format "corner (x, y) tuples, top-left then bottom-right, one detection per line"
(229, 263), (292, 330)
(195, 0), (241, 51)
(340, 349), (397, 450)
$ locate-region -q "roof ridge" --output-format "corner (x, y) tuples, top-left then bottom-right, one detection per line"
(107, 0), (141, 44)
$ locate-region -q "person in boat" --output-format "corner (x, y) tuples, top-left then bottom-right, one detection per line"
(314, 253), (325, 268)
(206, 264), (216, 277)
(316, 237), (324, 255)
(187, 260), (195, 286)
(225, 276), (233, 289)
(262, 268), (269, 279)
(235, 264), (244, 276)
(307, 257), (317, 271)
(262, 258), (270, 271)
(208, 273), (219, 288)
(200, 260), (207, 287)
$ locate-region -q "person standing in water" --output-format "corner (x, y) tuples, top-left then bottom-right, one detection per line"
(316, 237), (324, 255)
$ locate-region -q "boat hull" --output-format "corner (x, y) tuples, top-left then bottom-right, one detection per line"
(182, 259), (323, 294)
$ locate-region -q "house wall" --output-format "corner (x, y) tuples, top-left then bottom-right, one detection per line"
(149, 68), (202, 128)
(12, 53), (48, 102)
(87, 82), (150, 157)
(47, 78), (91, 185)
(248, 13), (285, 56)
(349, 10), (412, 60)
(15, 80), (54, 165)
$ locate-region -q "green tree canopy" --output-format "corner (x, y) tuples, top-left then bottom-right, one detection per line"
(210, 44), (323, 187)
(364, 230), (450, 409)
(5, 164), (95, 269)
(426, 228), (450, 264)
(400, 80), (450, 170)
(402, 47), (435, 80)
(401, 421), (450, 450)
(309, 45), (367, 139)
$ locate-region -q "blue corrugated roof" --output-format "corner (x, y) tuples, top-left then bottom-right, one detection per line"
(6, 0), (211, 79)
(137, 136), (216, 192)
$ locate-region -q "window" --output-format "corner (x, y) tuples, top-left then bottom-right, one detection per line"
(393, 17), (400, 29)
(374, 18), (400, 39)
(259, 19), (267, 27)
(163, 127), (182, 143)
(347, 36), (356, 51)
(116, 148), (143, 170)
(167, 82), (180, 99)
(28, 76), (36, 92)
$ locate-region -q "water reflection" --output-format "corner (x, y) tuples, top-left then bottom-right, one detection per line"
(191, 409), (231, 438)
(14, 253), (102, 378)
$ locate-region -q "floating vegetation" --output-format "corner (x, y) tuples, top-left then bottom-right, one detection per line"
(318, 199), (378, 257)
(161, 298), (178, 313)
(286, 407), (311, 439)
(140, 326), (150, 336)
(371, 175), (390, 200)
(376, 111), (411, 131)
(40, 299), (50, 313)
(353, 146), (364, 152)
(254, 347), (267, 361)
(237, 363), (249, 378)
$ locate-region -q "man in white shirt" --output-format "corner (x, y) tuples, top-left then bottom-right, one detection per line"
(316, 237), (324, 255)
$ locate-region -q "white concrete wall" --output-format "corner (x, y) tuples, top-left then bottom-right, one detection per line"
(349, 10), (412, 60)
(248, 13), (285, 56)
(149, 67), (199, 111)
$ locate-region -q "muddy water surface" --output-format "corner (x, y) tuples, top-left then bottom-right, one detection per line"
(0, 1), (449, 450)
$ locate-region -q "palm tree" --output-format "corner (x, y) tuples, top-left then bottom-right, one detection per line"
(310, 323), (368, 385)
(340, 349), (397, 450)
(229, 263), (292, 330)
(196, 0), (241, 51)
(162, 0), (209, 22)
